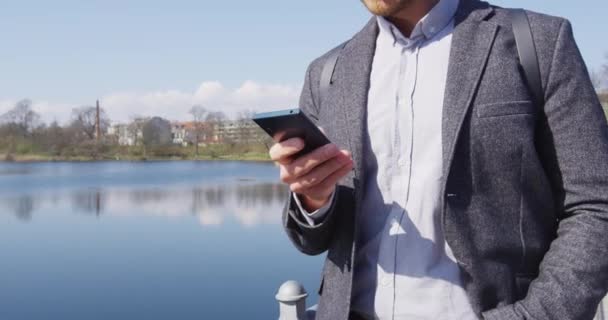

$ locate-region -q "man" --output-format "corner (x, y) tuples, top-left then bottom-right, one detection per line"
(269, 0), (608, 319)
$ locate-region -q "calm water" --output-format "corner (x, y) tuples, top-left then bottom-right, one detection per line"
(0, 161), (323, 320)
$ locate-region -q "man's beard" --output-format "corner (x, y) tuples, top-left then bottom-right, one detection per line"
(360, 0), (413, 16)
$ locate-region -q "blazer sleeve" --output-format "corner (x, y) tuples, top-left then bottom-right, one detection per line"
(484, 19), (608, 320)
(281, 61), (342, 256)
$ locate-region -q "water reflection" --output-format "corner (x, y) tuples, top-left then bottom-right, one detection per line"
(72, 190), (104, 217)
(0, 162), (320, 320)
(1, 183), (288, 227)
(5, 195), (35, 221)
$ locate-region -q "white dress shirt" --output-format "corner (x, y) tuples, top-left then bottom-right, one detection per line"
(295, 0), (477, 319)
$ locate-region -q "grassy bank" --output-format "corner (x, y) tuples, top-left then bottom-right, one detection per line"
(0, 153), (271, 162)
(0, 143), (272, 162)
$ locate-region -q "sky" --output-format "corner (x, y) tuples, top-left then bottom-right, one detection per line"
(0, 0), (606, 124)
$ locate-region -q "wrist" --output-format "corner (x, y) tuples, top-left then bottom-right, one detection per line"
(299, 192), (333, 212)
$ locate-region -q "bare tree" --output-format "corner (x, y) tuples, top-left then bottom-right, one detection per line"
(235, 109), (257, 143)
(37, 121), (71, 156)
(0, 99), (41, 136)
(206, 111), (228, 143)
(603, 52), (608, 82)
(597, 53), (608, 115)
(70, 106), (110, 140)
(189, 105), (208, 156)
(206, 111), (227, 123)
(591, 69), (603, 92)
(236, 110), (256, 120)
(237, 109), (273, 150)
(128, 117), (148, 156)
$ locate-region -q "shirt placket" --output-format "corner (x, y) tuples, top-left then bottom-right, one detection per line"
(393, 42), (421, 319)
(374, 39), (420, 320)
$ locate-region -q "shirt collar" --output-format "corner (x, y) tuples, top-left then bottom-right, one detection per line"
(376, 0), (459, 47)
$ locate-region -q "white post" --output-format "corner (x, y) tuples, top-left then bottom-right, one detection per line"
(276, 280), (308, 320)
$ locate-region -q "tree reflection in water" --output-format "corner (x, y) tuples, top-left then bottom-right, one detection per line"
(72, 189), (104, 217)
(5, 195), (35, 222)
(0, 183), (289, 227)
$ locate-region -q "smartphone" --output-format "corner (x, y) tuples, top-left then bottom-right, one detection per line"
(252, 108), (331, 157)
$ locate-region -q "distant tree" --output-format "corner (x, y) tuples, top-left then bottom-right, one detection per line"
(237, 109), (273, 151)
(128, 117), (149, 156)
(595, 52), (608, 92)
(591, 69), (603, 92)
(0, 99), (41, 136)
(70, 106), (110, 140)
(206, 111), (227, 123)
(603, 52), (608, 84)
(596, 53), (608, 120)
(237, 110), (256, 120)
(41, 121), (71, 156)
(142, 117), (172, 147)
(189, 105), (208, 156)
(235, 110), (255, 143)
(206, 111), (228, 143)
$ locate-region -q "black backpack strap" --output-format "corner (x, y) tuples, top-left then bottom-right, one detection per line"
(512, 9), (545, 107)
(320, 41), (349, 103)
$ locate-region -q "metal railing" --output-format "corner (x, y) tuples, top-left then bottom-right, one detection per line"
(276, 281), (608, 320)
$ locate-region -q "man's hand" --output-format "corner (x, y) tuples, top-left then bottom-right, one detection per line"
(269, 137), (353, 212)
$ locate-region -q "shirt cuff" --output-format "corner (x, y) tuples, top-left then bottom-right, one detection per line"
(292, 191), (336, 226)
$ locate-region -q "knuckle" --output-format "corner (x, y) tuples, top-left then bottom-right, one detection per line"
(290, 183), (302, 194)
(279, 168), (290, 183)
(318, 147), (338, 162)
(301, 177), (317, 188)
(285, 163), (297, 176)
(293, 164), (306, 176)
(332, 157), (344, 168)
(280, 174), (289, 184)
(325, 143), (339, 156)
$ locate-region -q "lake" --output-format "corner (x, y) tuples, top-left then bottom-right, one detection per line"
(0, 161), (323, 320)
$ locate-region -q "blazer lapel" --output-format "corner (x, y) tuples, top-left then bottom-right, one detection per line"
(330, 1), (497, 198)
(442, 2), (497, 177)
(333, 19), (378, 189)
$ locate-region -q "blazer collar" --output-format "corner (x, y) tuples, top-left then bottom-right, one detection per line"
(331, 0), (496, 196)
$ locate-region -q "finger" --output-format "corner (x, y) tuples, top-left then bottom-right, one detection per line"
(289, 155), (350, 190)
(338, 149), (352, 162)
(294, 161), (354, 199)
(286, 143), (341, 178)
(269, 137), (305, 163)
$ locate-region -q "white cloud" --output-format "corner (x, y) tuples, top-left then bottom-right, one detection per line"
(0, 99), (77, 124)
(0, 80), (301, 125)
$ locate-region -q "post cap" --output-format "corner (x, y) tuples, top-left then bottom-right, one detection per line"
(275, 280), (308, 302)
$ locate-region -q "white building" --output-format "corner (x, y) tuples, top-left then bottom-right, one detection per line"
(107, 122), (143, 146)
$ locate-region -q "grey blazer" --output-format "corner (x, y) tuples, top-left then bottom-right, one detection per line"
(282, 1), (608, 319)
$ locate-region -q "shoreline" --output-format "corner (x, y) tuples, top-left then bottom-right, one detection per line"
(0, 154), (272, 163)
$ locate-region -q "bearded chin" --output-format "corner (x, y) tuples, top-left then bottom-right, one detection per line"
(361, 0), (410, 16)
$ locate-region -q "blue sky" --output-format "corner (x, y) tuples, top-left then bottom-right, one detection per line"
(0, 0), (606, 123)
